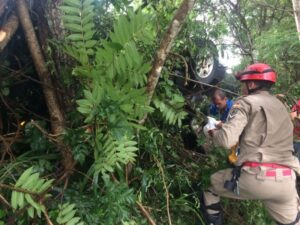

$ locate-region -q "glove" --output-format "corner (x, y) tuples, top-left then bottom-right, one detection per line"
(203, 117), (218, 138)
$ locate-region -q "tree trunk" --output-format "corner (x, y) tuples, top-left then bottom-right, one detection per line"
(292, 0), (300, 40)
(0, 13), (19, 51)
(140, 0), (195, 123)
(16, 0), (75, 177)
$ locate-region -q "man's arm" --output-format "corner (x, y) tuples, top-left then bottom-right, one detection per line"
(211, 99), (250, 149)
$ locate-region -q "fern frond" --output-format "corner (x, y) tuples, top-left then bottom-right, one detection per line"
(94, 135), (138, 176)
(60, 0), (96, 64)
(57, 203), (84, 225)
(153, 98), (187, 127)
(11, 167), (54, 218)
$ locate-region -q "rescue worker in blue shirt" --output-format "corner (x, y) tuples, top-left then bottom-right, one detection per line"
(209, 89), (234, 123)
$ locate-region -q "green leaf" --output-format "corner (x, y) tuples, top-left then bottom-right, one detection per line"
(15, 167), (33, 187)
(66, 217), (81, 225)
(85, 40), (97, 48)
(11, 191), (18, 209)
(77, 106), (90, 114)
(81, 13), (94, 25)
(39, 179), (54, 193)
(18, 193), (25, 208)
(62, 15), (82, 24)
(25, 194), (41, 211)
(64, 23), (83, 33)
(59, 6), (80, 15)
(67, 34), (83, 42)
(59, 210), (76, 224)
(61, 203), (76, 216)
(64, 0), (82, 8)
(27, 207), (34, 218)
(22, 172), (40, 189)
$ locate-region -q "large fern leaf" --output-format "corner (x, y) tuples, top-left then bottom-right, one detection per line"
(94, 135), (138, 176)
(60, 0), (96, 65)
(11, 167), (54, 219)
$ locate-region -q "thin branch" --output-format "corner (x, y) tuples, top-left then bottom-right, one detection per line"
(136, 201), (157, 225)
(169, 52), (189, 85)
(29, 120), (60, 139)
(0, 193), (11, 208)
(153, 156), (172, 225)
(43, 210), (54, 225)
(170, 72), (239, 96)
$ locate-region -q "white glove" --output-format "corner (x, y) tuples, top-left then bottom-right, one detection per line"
(203, 117), (218, 138)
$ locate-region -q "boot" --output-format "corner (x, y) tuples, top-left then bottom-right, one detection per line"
(205, 212), (223, 225)
(197, 191), (223, 225)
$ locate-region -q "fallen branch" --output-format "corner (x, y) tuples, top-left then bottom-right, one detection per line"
(136, 201), (157, 225)
(0, 13), (19, 51)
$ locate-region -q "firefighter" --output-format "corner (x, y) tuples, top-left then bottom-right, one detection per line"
(201, 63), (300, 225)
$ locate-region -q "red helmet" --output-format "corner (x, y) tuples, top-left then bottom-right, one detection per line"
(236, 63), (276, 83)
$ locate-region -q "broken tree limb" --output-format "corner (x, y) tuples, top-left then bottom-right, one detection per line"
(140, 0), (195, 124)
(0, 13), (19, 51)
(16, 0), (75, 177)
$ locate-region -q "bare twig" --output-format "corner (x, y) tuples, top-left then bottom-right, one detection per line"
(29, 120), (60, 139)
(0, 193), (11, 208)
(169, 52), (189, 85)
(136, 201), (157, 225)
(153, 156), (172, 225)
(43, 210), (54, 225)
(0, 134), (14, 163)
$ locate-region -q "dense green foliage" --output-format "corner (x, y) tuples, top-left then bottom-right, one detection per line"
(0, 0), (299, 224)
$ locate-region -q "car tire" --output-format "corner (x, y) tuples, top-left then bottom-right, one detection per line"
(189, 54), (225, 85)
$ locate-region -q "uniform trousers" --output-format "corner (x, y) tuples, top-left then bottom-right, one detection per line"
(204, 167), (300, 224)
